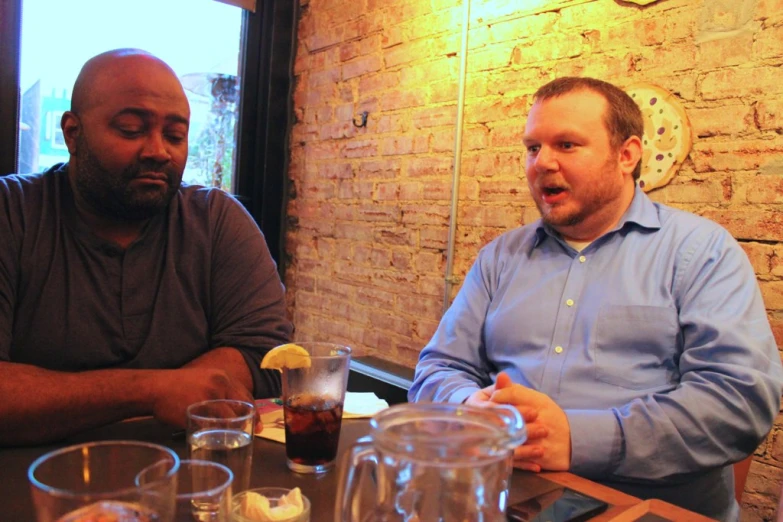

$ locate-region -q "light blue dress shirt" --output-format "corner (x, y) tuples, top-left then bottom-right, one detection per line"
(409, 187), (783, 521)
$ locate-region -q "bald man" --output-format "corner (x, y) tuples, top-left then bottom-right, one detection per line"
(0, 49), (292, 445)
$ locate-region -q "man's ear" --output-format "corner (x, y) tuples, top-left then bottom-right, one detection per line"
(61, 111), (80, 154)
(619, 135), (642, 179)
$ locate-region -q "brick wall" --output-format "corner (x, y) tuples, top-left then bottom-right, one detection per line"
(285, 0), (783, 517)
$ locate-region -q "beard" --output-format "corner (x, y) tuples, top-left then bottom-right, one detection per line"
(534, 156), (623, 231)
(71, 134), (182, 221)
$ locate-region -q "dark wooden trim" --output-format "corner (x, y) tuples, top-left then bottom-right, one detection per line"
(0, 0), (21, 175)
(234, 0), (297, 271)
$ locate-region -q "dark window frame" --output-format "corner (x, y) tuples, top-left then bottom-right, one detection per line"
(0, 0), (295, 272)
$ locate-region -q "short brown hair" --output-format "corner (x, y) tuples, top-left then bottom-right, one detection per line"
(533, 77), (644, 180)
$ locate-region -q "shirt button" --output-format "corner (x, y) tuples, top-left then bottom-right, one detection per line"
(579, 255), (586, 263)
(566, 299), (574, 307)
(554, 346), (563, 354)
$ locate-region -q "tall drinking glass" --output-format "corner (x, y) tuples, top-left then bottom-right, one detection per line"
(280, 342), (352, 474)
(28, 440), (179, 522)
(138, 459), (233, 522)
(186, 399), (255, 493)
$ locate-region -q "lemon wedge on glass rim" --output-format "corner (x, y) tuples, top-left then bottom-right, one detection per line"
(260, 343), (312, 371)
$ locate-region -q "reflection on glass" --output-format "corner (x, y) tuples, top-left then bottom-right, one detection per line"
(17, 0), (242, 193)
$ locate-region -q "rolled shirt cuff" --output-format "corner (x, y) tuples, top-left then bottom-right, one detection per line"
(565, 408), (621, 476)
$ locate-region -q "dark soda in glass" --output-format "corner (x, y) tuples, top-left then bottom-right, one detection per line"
(284, 393), (344, 466)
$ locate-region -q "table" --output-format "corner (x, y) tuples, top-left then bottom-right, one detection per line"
(0, 417), (714, 521)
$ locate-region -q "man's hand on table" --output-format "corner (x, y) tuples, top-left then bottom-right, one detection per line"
(149, 367), (253, 428)
(489, 372), (571, 472)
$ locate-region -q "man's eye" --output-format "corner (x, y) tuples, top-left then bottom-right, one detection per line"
(560, 142), (575, 149)
(526, 145), (540, 154)
(166, 134), (186, 144)
(118, 128), (143, 137)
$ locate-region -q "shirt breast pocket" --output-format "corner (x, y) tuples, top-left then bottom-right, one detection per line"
(592, 305), (680, 391)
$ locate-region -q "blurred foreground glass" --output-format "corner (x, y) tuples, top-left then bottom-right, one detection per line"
(138, 459), (233, 522)
(335, 403), (527, 522)
(281, 342), (352, 474)
(187, 399), (255, 493)
(28, 440), (179, 522)
(232, 487), (311, 522)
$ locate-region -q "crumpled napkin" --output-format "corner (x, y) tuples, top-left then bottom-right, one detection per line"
(254, 392), (389, 443)
(343, 392), (389, 418)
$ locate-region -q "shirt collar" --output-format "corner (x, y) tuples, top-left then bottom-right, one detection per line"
(532, 184), (661, 248)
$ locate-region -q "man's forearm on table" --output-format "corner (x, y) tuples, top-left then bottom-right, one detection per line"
(185, 346), (254, 393)
(0, 362), (158, 446)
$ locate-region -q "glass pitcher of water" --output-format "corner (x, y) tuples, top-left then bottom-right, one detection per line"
(335, 402), (527, 522)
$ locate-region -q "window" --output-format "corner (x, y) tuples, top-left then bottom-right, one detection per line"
(17, 0), (242, 192)
(0, 0), (295, 267)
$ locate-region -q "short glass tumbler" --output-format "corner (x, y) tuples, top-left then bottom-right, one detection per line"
(28, 440), (179, 522)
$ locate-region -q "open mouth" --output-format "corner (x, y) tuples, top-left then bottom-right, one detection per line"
(543, 187), (566, 196)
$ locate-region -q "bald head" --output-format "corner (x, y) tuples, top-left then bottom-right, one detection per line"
(71, 49), (185, 115)
(61, 48), (190, 226)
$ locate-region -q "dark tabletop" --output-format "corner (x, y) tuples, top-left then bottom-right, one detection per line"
(1, 417), (611, 522)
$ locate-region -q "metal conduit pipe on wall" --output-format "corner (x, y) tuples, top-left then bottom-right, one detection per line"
(442, 0), (472, 315)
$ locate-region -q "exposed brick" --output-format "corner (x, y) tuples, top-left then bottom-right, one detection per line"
(756, 0), (783, 20)
(691, 138), (783, 173)
(740, 242), (773, 276)
(746, 175), (783, 204)
(470, 13), (558, 49)
(655, 176), (732, 204)
(479, 180), (529, 202)
(489, 123), (525, 148)
(465, 96), (529, 124)
(358, 71), (400, 93)
(341, 139), (379, 158)
(429, 79), (459, 104)
(395, 294), (443, 321)
(354, 243), (393, 268)
(401, 204), (451, 226)
(413, 251), (445, 274)
(342, 55), (383, 80)
(512, 34), (583, 65)
(431, 128), (454, 153)
(287, 3), (783, 515)
(375, 182), (399, 201)
(356, 286), (396, 309)
(337, 180), (373, 200)
(381, 135), (429, 156)
(391, 249), (412, 270)
(755, 100), (783, 133)
(378, 89), (428, 111)
(319, 122), (355, 140)
(689, 104), (754, 138)
(422, 180), (452, 201)
(467, 45), (515, 72)
(399, 181), (423, 200)
(418, 274), (446, 297)
(412, 105), (458, 129)
(358, 160), (402, 179)
(356, 204), (401, 223)
(374, 226), (415, 247)
(463, 151), (523, 178)
(414, 318), (441, 342)
(458, 205), (522, 228)
(407, 156), (454, 177)
(372, 114), (408, 134)
(420, 226), (449, 250)
(697, 32), (754, 69)
(701, 67), (783, 100)
(385, 39), (432, 68)
(701, 210), (783, 242)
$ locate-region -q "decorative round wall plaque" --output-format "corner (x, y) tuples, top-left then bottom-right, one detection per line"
(626, 82), (693, 192)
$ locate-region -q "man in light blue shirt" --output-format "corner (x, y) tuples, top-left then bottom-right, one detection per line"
(409, 77), (783, 521)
